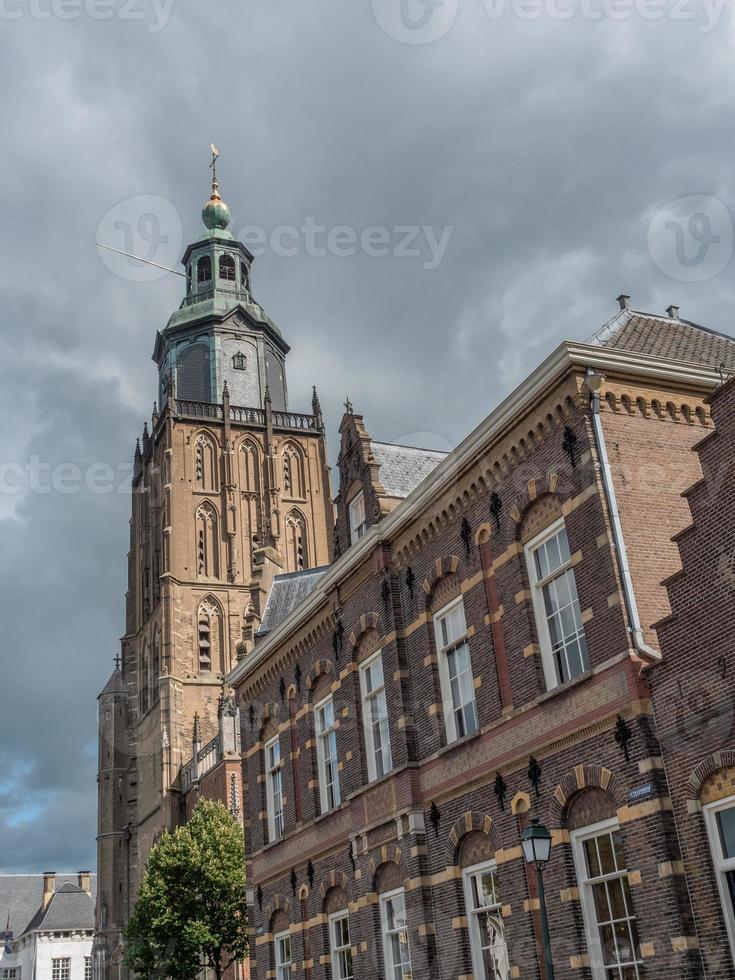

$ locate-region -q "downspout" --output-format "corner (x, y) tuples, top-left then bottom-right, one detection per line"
(584, 370), (659, 662)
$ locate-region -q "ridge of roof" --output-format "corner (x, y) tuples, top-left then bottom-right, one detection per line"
(369, 439), (448, 456)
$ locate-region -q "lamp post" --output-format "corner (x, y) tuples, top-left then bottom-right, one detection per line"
(521, 818), (555, 980)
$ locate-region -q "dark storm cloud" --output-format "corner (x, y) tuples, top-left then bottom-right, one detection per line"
(1, 0), (734, 871)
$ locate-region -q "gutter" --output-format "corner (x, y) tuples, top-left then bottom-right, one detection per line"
(585, 368), (660, 663)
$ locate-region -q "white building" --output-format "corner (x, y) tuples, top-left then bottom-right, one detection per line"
(0, 874), (96, 980)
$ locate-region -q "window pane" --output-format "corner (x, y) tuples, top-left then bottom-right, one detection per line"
(717, 806), (735, 859)
(597, 833), (616, 876)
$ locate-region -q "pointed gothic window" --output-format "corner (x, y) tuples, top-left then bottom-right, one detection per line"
(282, 444), (305, 500)
(140, 642), (150, 714)
(196, 502), (219, 579)
(195, 434), (218, 491)
(197, 255), (212, 283)
(197, 599), (222, 674)
(219, 254), (236, 281)
(241, 441), (261, 494)
(285, 510), (308, 572)
(152, 630), (161, 704)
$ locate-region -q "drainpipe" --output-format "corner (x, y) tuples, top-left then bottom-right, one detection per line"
(585, 370), (660, 663)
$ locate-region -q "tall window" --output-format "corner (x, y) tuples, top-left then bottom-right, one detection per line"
(572, 819), (642, 979)
(349, 491), (367, 544)
(316, 695), (340, 813)
(283, 444), (305, 499)
(219, 254), (236, 281)
(433, 597), (478, 743)
(285, 510), (307, 572)
(197, 599), (221, 674)
(140, 643), (150, 713)
(197, 255), (212, 283)
(84, 958), (92, 980)
(195, 435), (218, 491)
(525, 518), (589, 689)
(704, 795), (735, 967)
(52, 961), (70, 980)
(196, 502), (219, 579)
(360, 652), (392, 781)
(2, 969), (19, 979)
(462, 862), (509, 979)
(329, 911), (354, 980)
(265, 735), (284, 842)
(380, 889), (412, 979)
(274, 930), (292, 980)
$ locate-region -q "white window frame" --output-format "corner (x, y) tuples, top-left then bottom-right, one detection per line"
(704, 794), (735, 969)
(349, 490), (367, 544)
(274, 929), (292, 980)
(315, 694), (341, 813)
(571, 818), (642, 980)
(433, 596), (478, 744)
(379, 888), (412, 979)
(84, 959), (91, 980)
(360, 651), (393, 782)
(51, 961), (70, 980)
(329, 909), (354, 980)
(265, 735), (284, 842)
(524, 516), (589, 691)
(462, 861), (509, 980)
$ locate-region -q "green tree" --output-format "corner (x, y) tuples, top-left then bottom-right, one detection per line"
(124, 799), (248, 980)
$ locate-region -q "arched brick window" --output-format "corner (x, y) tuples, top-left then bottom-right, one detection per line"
(195, 433), (218, 491)
(195, 501), (219, 579)
(285, 509), (308, 572)
(196, 598), (223, 675)
(282, 443), (306, 500)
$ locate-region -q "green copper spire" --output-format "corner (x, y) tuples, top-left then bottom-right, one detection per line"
(202, 143), (231, 231)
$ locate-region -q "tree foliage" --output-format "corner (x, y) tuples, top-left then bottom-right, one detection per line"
(124, 799), (248, 980)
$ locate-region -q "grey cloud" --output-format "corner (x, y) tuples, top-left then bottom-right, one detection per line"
(1, 0), (734, 870)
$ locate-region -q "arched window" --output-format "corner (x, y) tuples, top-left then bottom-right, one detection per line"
(140, 642), (150, 714)
(195, 434), (218, 491)
(241, 441), (261, 495)
(219, 254), (236, 281)
(186, 265), (192, 294)
(197, 255), (212, 283)
(196, 502), (219, 579)
(176, 341), (211, 402)
(285, 510), (307, 572)
(196, 598), (223, 674)
(282, 444), (305, 499)
(152, 630), (161, 703)
(460, 833), (509, 980)
(241, 262), (250, 291)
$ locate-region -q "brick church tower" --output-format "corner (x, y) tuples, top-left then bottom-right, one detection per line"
(93, 166), (334, 980)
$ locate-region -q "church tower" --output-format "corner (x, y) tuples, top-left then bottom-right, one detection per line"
(93, 160), (334, 980)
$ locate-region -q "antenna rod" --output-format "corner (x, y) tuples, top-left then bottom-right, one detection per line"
(96, 242), (187, 278)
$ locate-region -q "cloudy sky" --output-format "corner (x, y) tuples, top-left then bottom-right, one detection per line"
(1, 0), (734, 872)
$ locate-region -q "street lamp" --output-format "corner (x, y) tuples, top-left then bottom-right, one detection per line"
(521, 818), (555, 980)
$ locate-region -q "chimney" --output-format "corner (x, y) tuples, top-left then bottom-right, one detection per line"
(666, 304), (680, 320)
(42, 872), (56, 909)
(616, 294), (631, 311)
(77, 872), (91, 895)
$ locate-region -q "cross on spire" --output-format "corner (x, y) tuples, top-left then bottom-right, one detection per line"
(114, 654), (121, 670)
(209, 143), (220, 195)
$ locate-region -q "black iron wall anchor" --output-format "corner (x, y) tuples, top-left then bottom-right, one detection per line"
(295, 662), (302, 694)
(348, 840), (356, 871)
(256, 884), (263, 910)
(494, 772), (508, 812)
(381, 577), (392, 616)
(279, 676), (286, 703)
(248, 704), (255, 730)
(489, 491), (502, 531)
(290, 868), (297, 896)
(528, 756), (542, 797)
(307, 860), (315, 889)
(405, 566), (416, 598)
(332, 616), (345, 663)
(563, 425), (579, 469)
(461, 516), (473, 557)
(614, 715), (633, 761)
(429, 801), (441, 838)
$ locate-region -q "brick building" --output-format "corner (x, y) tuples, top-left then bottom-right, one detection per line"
(649, 373), (735, 978)
(94, 171), (332, 980)
(228, 301), (735, 980)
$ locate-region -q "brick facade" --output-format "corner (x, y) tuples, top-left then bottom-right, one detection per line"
(230, 330), (727, 980)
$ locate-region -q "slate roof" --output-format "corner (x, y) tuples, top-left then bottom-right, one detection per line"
(588, 310), (735, 371)
(257, 566), (330, 636)
(370, 441), (448, 499)
(0, 875), (97, 939)
(99, 667), (124, 696)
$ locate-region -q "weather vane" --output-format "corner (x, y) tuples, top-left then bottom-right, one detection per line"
(210, 143), (220, 193)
